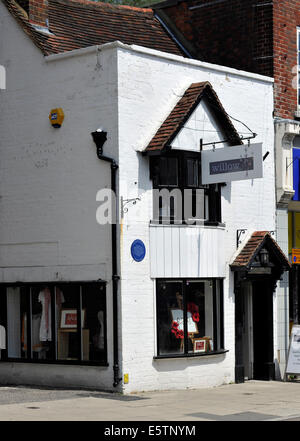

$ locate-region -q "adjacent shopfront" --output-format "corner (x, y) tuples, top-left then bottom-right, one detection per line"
(0, 283), (107, 365)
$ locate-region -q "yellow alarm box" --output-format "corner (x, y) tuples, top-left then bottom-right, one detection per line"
(49, 108), (64, 128)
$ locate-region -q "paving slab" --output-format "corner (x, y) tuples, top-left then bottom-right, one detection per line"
(0, 380), (300, 421)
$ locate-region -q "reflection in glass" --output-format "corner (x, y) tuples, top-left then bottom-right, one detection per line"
(157, 281), (184, 355)
(187, 281), (213, 354)
(56, 285), (80, 361)
(6, 287), (27, 359)
(82, 284), (106, 362)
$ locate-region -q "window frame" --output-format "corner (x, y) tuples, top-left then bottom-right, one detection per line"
(150, 151), (222, 225)
(154, 278), (227, 360)
(0, 281), (108, 367)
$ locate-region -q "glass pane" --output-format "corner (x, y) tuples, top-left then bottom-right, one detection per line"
(186, 281), (214, 354)
(81, 284), (106, 362)
(186, 158), (199, 187)
(157, 281), (184, 355)
(184, 188), (205, 222)
(30, 286), (54, 360)
(56, 285), (80, 361)
(6, 287), (27, 359)
(159, 157), (178, 186)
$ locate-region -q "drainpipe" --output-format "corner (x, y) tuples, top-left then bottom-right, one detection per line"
(91, 131), (121, 388)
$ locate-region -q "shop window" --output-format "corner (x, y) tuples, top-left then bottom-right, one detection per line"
(150, 152), (221, 225)
(156, 279), (224, 357)
(0, 283), (107, 365)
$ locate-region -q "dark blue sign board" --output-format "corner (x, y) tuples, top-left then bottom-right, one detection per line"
(210, 157), (254, 175)
(131, 240), (146, 262)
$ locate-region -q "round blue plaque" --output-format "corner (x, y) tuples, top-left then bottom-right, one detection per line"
(131, 239), (146, 262)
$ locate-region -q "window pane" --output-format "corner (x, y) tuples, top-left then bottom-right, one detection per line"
(6, 287), (27, 359)
(184, 188), (205, 222)
(157, 281), (184, 355)
(30, 286), (54, 360)
(186, 281), (214, 354)
(159, 157), (178, 186)
(56, 285), (80, 361)
(186, 158), (199, 187)
(81, 284), (106, 362)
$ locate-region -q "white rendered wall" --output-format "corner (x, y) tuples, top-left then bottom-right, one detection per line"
(116, 45), (276, 393)
(0, 5), (119, 390)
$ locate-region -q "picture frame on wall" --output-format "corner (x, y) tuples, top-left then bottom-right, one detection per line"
(60, 309), (85, 329)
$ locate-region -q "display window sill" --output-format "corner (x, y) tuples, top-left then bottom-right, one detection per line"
(153, 349), (229, 360)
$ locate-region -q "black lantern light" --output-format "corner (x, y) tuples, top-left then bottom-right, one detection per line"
(260, 247), (269, 266)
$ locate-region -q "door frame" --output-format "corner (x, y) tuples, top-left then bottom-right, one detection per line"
(234, 272), (276, 383)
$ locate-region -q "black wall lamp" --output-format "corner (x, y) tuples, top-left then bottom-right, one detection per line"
(91, 129), (107, 157)
(259, 248), (269, 266)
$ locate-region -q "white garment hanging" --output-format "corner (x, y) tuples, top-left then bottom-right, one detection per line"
(0, 325), (6, 349)
(38, 290), (52, 341)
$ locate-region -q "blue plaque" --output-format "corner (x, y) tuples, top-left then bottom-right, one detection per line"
(131, 240), (146, 262)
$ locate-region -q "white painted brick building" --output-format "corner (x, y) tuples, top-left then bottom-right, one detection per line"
(0, 0), (291, 393)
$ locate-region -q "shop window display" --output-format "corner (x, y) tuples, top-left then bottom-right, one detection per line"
(0, 283), (107, 365)
(157, 279), (224, 357)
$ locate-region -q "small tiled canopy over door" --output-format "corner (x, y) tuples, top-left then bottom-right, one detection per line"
(231, 232), (291, 383)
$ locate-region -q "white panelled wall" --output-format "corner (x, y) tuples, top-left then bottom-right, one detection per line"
(149, 224), (226, 278)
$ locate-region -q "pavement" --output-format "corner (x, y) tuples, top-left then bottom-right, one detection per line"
(0, 380), (300, 422)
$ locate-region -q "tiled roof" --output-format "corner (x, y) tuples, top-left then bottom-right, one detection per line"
(231, 231), (291, 270)
(145, 81), (242, 153)
(2, 0), (185, 56)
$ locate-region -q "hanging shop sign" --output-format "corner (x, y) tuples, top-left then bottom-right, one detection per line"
(292, 249), (300, 264)
(201, 143), (263, 185)
(131, 239), (146, 262)
(285, 325), (300, 377)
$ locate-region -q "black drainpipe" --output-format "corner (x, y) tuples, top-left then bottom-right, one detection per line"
(91, 131), (121, 388)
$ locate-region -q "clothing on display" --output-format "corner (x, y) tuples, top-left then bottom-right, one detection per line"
(38, 288), (52, 341)
(38, 287), (65, 341)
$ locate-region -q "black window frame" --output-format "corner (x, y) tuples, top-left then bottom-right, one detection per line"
(150, 151), (222, 225)
(154, 278), (227, 359)
(0, 281), (108, 367)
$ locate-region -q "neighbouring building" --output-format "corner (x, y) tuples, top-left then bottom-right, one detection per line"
(0, 0), (290, 392)
(151, 0), (300, 381)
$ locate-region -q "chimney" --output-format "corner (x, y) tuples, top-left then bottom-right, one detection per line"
(29, 0), (48, 28)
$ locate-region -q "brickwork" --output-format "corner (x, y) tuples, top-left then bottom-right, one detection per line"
(158, 0), (300, 119)
(29, 0), (48, 26)
(272, 0), (300, 119)
(162, 0), (273, 76)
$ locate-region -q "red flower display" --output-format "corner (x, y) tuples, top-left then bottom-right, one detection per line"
(192, 312), (200, 322)
(188, 302), (200, 323)
(171, 321), (184, 339)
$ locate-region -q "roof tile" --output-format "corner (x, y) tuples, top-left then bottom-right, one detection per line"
(2, 0), (185, 57)
(145, 81), (241, 152)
